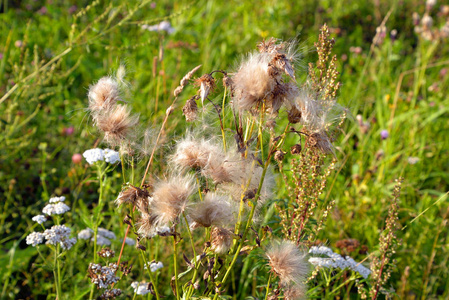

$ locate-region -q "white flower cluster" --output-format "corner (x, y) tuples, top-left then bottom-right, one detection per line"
(309, 246), (372, 279)
(104, 149), (121, 164)
(43, 225), (77, 250)
(89, 263), (119, 289)
(125, 237), (136, 246)
(49, 196), (65, 203)
(142, 21), (174, 34)
(144, 261), (164, 272)
(42, 202), (70, 215)
(131, 282), (151, 295)
(26, 232), (44, 247)
(83, 148), (120, 165)
(32, 215), (46, 224)
(78, 227), (136, 246)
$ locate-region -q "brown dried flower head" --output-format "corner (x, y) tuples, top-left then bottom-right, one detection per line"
(182, 96), (199, 122)
(96, 104), (139, 146)
(115, 185), (150, 208)
(195, 73), (216, 105)
(98, 248), (115, 258)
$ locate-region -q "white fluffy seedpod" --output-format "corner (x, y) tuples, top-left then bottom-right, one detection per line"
(150, 175), (197, 226)
(88, 77), (121, 114)
(232, 52), (275, 111)
(187, 193), (236, 229)
(211, 226), (233, 254)
(266, 240), (309, 300)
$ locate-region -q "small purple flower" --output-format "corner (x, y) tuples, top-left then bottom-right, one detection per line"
(0, 53), (3, 60)
(64, 126), (75, 136)
(380, 130), (389, 140)
(68, 5), (77, 14)
(38, 6), (48, 15)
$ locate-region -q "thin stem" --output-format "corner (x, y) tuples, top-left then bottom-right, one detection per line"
(53, 245), (61, 299)
(90, 164), (105, 299)
(140, 251), (160, 300)
(57, 244), (62, 299)
(264, 273), (272, 300)
(221, 86), (228, 152)
(173, 232), (180, 300)
(183, 213), (198, 298)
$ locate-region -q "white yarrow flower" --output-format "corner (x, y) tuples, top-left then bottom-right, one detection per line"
(32, 215), (47, 224)
(61, 237), (77, 250)
(42, 202), (70, 215)
(78, 228), (93, 240)
(309, 246), (371, 279)
(150, 261), (164, 272)
(49, 196), (66, 203)
(98, 227), (116, 239)
(104, 149), (121, 164)
(131, 282), (151, 295)
(125, 237), (136, 246)
(83, 148), (105, 165)
(142, 21), (174, 34)
(44, 225), (71, 245)
(26, 232), (44, 247)
(93, 235), (112, 246)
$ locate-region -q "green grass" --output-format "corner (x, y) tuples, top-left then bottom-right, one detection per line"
(1, 0), (449, 299)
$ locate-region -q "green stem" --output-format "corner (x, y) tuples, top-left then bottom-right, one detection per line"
(173, 232), (180, 300)
(53, 245), (61, 299)
(183, 214), (198, 299)
(264, 273), (272, 300)
(140, 251), (160, 300)
(57, 244), (62, 299)
(90, 164), (105, 299)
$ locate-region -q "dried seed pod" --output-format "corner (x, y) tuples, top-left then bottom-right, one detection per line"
(98, 248), (115, 258)
(182, 97), (198, 122)
(287, 106), (301, 124)
(195, 74), (216, 106)
(290, 144), (302, 155)
(211, 227), (233, 254)
(274, 150), (285, 162)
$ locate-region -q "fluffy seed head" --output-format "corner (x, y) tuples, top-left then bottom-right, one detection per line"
(266, 240), (309, 288)
(96, 104), (139, 146)
(211, 227), (233, 254)
(88, 77), (121, 114)
(151, 175), (196, 225)
(171, 137), (223, 170)
(187, 193), (235, 229)
(232, 52), (275, 111)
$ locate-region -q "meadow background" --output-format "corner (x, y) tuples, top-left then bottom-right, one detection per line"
(1, 0), (448, 299)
